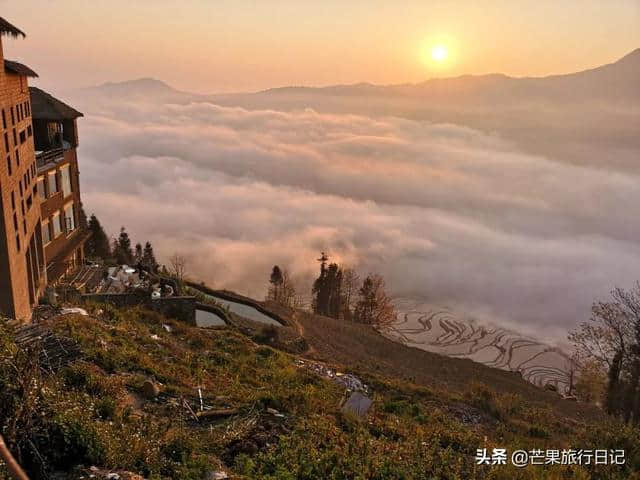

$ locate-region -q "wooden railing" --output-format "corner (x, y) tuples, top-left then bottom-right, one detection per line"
(35, 148), (64, 168)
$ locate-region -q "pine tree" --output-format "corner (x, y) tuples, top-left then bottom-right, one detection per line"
(342, 268), (360, 321)
(326, 263), (343, 319)
(354, 276), (377, 324)
(312, 253), (330, 315)
(311, 253), (343, 319)
(134, 243), (143, 264)
(267, 266), (284, 302)
(86, 214), (111, 260)
(78, 203), (88, 229)
(141, 242), (158, 272)
(114, 227), (134, 265)
(267, 266), (299, 307)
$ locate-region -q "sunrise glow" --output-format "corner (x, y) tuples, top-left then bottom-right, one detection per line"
(431, 45), (448, 62)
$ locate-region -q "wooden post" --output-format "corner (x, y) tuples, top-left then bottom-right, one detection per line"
(0, 434), (29, 480)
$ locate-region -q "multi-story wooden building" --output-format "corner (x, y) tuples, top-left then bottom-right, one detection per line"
(32, 87), (89, 285)
(0, 18), (89, 321)
(0, 19), (45, 321)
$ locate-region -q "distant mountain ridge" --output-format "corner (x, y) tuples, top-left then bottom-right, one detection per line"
(258, 47), (640, 104)
(75, 47), (639, 171)
(84, 47), (640, 103)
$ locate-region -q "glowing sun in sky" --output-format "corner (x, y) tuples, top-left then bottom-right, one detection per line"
(431, 45), (448, 62)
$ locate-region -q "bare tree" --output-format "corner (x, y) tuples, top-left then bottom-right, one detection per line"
(569, 299), (633, 370)
(354, 274), (396, 327)
(169, 253), (188, 285)
(569, 284), (640, 420)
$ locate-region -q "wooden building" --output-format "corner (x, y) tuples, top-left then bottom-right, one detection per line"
(0, 17), (89, 321)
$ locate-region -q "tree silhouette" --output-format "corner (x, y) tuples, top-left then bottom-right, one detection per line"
(113, 227), (133, 265)
(85, 214), (111, 260)
(311, 253), (343, 319)
(354, 274), (395, 327)
(141, 241), (158, 272)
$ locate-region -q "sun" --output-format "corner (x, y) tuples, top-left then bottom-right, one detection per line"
(431, 45), (448, 62)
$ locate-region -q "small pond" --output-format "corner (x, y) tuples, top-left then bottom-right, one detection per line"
(194, 290), (282, 327)
(195, 309), (227, 327)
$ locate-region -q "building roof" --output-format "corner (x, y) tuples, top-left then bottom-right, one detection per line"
(29, 87), (84, 121)
(4, 59), (38, 78)
(0, 18), (25, 38)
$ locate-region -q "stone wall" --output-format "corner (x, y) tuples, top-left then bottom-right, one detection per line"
(81, 293), (196, 325)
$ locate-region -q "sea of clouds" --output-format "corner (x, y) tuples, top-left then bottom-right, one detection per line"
(66, 94), (640, 343)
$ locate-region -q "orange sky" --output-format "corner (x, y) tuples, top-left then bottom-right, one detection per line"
(2, 0), (639, 93)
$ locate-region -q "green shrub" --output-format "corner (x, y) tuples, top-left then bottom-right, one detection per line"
(38, 416), (106, 470)
(96, 396), (117, 420)
(527, 424), (550, 438)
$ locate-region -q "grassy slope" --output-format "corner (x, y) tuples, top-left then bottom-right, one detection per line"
(0, 303), (638, 480)
(284, 307), (600, 422)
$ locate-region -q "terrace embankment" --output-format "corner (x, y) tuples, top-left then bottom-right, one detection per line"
(191, 289), (603, 423)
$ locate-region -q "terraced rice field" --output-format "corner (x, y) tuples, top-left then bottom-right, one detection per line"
(383, 300), (573, 393)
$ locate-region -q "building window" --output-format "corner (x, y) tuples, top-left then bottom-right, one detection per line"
(6, 155), (11, 176)
(19, 130), (26, 144)
(42, 221), (51, 244)
(19, 180), (23, 197)
(64, 203), (76, 233)
(25, 101), (30, 117)
(37, 176), (46, 199)
(11, 191), (15, 210)
(16, 234), (20, 252)
(12, 129), (17, 147)
(15, 148), (19, 166)
(27, 125), (32, 137)
(1, 110), (5, 129)
(48, 172), (58, 195)
(52, 213), (62, 238)
(61, 165), (72, 197)
(4, 133), (8, 152)
(26, 194), (32, 211)
(13, 213), (18, 231)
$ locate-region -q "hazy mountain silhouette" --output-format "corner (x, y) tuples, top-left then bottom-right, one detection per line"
(77, 48), (639, 169)
(83, 48), (640, 104)
(259, 48), (640, 104)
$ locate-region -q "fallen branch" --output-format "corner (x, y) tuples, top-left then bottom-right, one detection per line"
(196, 408), (240, 419)
(0, 434), (29, 480)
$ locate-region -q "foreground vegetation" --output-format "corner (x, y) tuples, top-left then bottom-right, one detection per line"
(1, 304), (639, 479)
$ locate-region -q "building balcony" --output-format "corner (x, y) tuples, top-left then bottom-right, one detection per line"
(35, 144), (77, 173)
(36, 147), (65, 169)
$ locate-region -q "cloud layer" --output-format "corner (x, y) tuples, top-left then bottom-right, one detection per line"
(70, 94), (640, 343)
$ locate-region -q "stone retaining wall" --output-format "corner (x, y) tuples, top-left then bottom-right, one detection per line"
(81, 293), (196, 325)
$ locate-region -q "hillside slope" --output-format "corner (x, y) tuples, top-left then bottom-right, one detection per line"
(1, 303), (637, 479)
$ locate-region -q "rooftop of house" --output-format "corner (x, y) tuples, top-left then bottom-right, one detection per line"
(4, 59), (38, 78)
(0, 17), (25, 39)
(30, 86), (83, 121)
